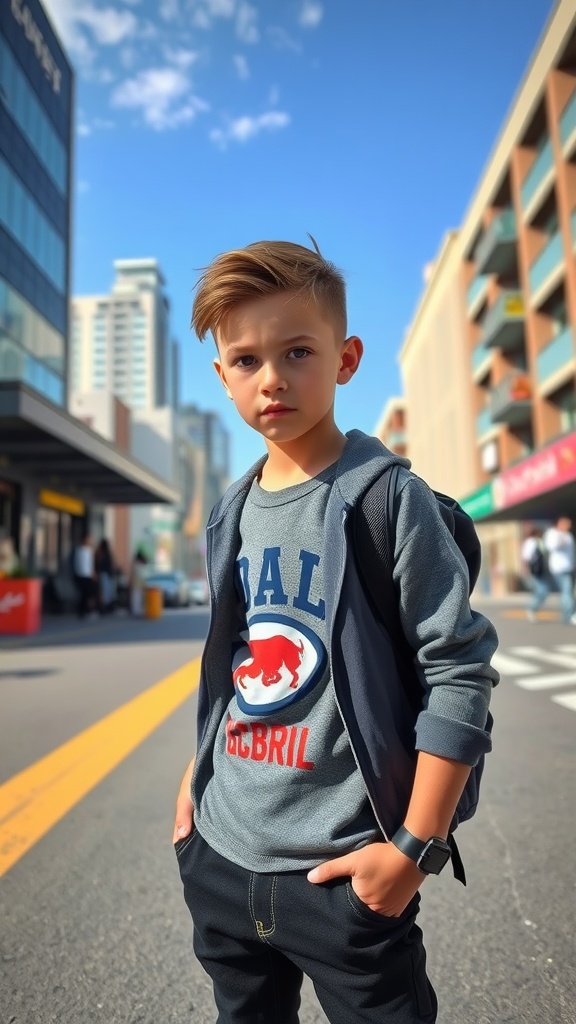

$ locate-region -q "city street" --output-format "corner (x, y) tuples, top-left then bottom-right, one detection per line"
(1, 602), (575, 1024)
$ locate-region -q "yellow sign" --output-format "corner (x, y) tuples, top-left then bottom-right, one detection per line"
(504, 294), (524, 316)
(39, 489), (85, 517)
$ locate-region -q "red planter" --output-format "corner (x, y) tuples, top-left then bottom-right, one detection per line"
(0, 579), (42, 635)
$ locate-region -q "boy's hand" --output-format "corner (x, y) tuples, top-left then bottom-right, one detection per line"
(172, 758), (195, 843)
(307, 841), (424, 918)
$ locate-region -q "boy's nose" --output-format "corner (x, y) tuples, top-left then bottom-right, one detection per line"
(260, 364), (287, 394)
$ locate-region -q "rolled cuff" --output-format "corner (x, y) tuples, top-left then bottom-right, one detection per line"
(415, 710), (492, 766)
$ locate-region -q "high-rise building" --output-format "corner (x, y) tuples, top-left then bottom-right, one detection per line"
(0, 2), (177, 581)
(178, 404), (230, 575)
(381, 0), (576, 594)
(71, 259), (173, 411)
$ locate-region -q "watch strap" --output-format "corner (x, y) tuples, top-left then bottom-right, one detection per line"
(391, 825), (430, 861)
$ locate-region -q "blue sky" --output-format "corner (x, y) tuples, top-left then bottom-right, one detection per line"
(43, 0), (554, 479)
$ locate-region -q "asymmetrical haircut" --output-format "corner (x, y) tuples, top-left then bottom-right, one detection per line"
(191, 238), (347, 343)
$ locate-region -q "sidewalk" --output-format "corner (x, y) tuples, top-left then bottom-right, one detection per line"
(0, 609), (133, 650)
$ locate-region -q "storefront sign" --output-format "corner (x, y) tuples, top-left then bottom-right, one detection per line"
(493, 430), (576, 510)
(11, 0), (62, 95)
(39, 489), (85, 516)
(460, 483), (494, 520)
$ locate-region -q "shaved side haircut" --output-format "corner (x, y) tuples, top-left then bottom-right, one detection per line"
(192, 238), (347, 342)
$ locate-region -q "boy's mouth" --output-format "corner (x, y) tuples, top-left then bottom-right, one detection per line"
(261, 404), (295, 417)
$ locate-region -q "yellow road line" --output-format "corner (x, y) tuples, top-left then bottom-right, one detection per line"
(0, 657), (201, 878)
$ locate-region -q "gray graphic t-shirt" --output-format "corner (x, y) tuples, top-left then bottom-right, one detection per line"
(196, 466), (379, 871)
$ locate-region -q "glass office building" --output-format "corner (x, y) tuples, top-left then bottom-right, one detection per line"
(0, 0), (72, 406)
(0, 1), (178, 584)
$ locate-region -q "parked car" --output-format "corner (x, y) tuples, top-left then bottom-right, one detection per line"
(146, 570), (190, 608)
(188, 577), (210, 605)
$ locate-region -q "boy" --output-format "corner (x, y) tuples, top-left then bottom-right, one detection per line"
(173, 239), (498, 1024)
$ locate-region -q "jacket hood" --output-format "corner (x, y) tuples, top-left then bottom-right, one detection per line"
(209, 430), (410, 526)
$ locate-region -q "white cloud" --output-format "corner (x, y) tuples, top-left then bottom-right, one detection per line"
(77, 6), (137, 44)
(210, 109), (290, 148)
(163, 46), (200, 69)
(189, 0), (235, 28)
(267, 26), (302, 53)
(77, 121), (91, 136)
(236, 2), (258, 43)
(298, 1), (323, 28)
(159, 0), (180, 21)
(111, 67), (208, 129)
(233, 54), (249, 80)
(268, 84), (279, 105)
(77, 180), (91, 194)
(43, 1), (137, 73)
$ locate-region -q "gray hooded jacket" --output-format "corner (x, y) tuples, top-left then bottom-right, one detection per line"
(192, 430), (498, 842)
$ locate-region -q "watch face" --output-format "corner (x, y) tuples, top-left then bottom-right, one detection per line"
(418, 839), (451, 875)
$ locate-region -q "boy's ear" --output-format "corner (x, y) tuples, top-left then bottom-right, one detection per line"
(213, 358), (228, 393)
(337, 336), (363, 385)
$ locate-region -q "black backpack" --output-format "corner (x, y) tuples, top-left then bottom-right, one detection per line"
(529, 545), (546, 578)
(351, 463), (493, 885)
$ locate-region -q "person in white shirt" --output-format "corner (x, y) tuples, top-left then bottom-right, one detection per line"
(73, 534), (98, 618)
(543, 517), (576, 625)
(521, 527), (549, 622)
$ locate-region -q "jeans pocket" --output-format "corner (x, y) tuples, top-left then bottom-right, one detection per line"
(174, 829), (198, 861)
(345, 882), (419, 927)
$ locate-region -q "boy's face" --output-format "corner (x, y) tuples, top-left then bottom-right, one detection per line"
(214, 291), (362, 449)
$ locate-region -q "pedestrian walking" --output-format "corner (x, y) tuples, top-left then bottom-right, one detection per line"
(129, 550), (148, 617)
(544, 517), (576, 625)
(94, 538), (117, 614)
(521, 527), (549, 622)
(173, 239), (499, 1024)
(73, 534), (98, 619)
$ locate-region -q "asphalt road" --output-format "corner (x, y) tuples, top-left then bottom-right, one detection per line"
(1, 602), (575, 1024)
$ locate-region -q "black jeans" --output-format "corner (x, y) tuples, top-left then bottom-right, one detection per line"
(176, 830), (437, 1024)
(75, 576), (98, 617)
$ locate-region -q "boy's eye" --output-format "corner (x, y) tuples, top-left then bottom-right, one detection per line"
(235, 355), (256, 367)
(289, 348), (309, 360)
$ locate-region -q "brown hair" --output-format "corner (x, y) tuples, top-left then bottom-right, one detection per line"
(191, 238), (347, 342)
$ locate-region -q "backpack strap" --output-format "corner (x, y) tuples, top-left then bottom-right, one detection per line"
(352, 463), (422, 713)
(352, 463), (467, 885)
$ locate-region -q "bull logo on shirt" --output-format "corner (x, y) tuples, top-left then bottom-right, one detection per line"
(234, 635), (305, 690)
(232, 614), (326, 716)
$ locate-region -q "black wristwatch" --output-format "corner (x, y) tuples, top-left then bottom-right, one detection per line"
(391, 825), (452, 876)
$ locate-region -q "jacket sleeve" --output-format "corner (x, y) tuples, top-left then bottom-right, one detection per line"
(392, 474), (499, 766)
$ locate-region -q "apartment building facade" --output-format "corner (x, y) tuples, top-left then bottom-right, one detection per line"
(71, 259), (174, 412)
(374, 397), (408, 458)
(397, 0), (576, 593)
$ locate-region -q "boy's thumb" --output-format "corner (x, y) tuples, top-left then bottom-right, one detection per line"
(307, 854), (353, 885)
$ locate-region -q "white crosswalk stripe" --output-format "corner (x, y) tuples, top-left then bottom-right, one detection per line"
(493, 645), (576, 715)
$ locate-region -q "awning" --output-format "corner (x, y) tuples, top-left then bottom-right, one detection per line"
(0, 383), (180, 505)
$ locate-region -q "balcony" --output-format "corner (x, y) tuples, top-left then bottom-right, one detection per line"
(560, 89), (576, 157)
(467, 274), (490, 318)
(386, 431), (406, 450)
(474, 210), (517, 275)
(521, 139), (554, 216)
(536, 326), (576, 387)
(476, 406), (494, 439)
(472, 340), (492, 378)
(489, 371), (532, 426)
(481, 291), (525, 351)
(528, 230), (564, 301)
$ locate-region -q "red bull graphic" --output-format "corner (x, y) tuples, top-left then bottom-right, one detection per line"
(234, 635), (305, 690)
(231, 613), (326, 716)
